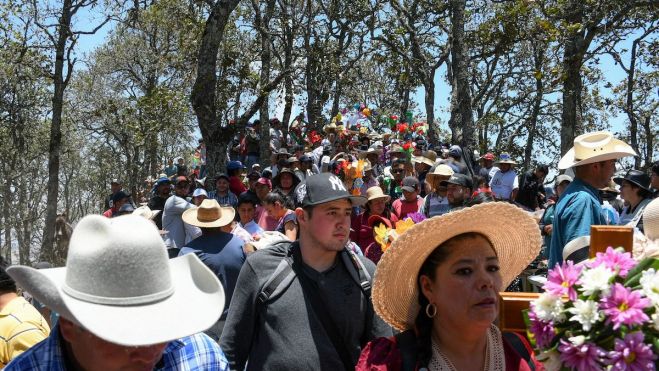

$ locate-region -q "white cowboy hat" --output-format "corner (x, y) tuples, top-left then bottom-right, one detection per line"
(558, 131), (636, 170)
(372, 202), (541, 331)
(7, 215), (224, 346)
(132, 205), (161, 220)
(182, 199), (235, 228)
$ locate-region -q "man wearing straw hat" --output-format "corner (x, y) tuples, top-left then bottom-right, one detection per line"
(5, 214), (229, 370)
(488, 153), (519, 201)
(548, 131), (636, 268)
(180, 199), (246, 341)
(220, 173), (391, 371)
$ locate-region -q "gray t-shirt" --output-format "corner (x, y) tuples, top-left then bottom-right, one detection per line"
(219, 242), (392, 370)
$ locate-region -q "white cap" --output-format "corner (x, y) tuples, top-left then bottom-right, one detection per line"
(192, 188), (208, 198)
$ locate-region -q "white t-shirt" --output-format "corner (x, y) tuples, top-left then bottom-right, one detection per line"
(489, 167), (518, 200)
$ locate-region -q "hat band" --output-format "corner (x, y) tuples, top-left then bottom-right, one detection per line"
(62, 282), (175, 306)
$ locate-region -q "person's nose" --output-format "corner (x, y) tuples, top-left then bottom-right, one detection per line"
(475, 268), (495, 290)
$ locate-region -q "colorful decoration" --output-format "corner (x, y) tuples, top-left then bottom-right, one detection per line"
(374, 216), (424, 252)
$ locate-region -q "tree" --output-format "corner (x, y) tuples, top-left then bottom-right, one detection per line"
(32, 0), (115, 262)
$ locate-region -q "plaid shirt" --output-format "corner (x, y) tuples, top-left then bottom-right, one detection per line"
(208, 190), (238, 208)
(5, 322), (229, 370)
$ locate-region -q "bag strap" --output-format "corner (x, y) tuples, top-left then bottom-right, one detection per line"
(503, 332), (535, 371)
(291, 246), (355, 371)
(394, 330), (418, 371)
(340, 248), (373, 346)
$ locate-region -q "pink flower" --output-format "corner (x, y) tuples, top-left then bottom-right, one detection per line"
(545, 260), (582, 301)
(588, 247), (637, 278)
(528, 311), (555, 349)
(600, 283), (651, 330)
(558, 338), (605, 371)
(606, 332), (656, 370)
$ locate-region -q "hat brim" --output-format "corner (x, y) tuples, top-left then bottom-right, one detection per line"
(557, 142), (636, 170)
(401, 186), (416, 192)
(182, 207), (235, 228)
(495, 160), (517, 165)
(7, 254), (224, 346)
(613, 177), (652, 192)
(367, 194), (391, 203)
(372, 202), (541, 331)
(412, 156), (435, 167)
(304, 194), (367, 207)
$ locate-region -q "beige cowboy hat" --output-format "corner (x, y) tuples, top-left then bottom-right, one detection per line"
(426, 164), (455, 183)
(7, 215), (225, 346)
(372, 202), (541, 331)
(412, 150), (438, 167)
(358, 146), (383, 159)
(182, 199), (235, 228)
(558, 131), (636, 170)
(366, 186), (391, 203)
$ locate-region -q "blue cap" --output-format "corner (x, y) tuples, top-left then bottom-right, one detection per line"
(227, 161), (246, 171)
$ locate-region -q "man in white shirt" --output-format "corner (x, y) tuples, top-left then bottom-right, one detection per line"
(489, 153), (519, 201)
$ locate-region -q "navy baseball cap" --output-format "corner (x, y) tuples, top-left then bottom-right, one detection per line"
(227, 161), (246, 171)
(300, 173), (366, 207)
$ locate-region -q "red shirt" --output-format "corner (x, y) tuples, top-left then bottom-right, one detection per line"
(229, 176), (247, 196)
(391, 197), (424, 220)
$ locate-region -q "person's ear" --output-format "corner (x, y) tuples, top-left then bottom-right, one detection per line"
(419, 275), (436, 302)
(295, 207), (306, 223)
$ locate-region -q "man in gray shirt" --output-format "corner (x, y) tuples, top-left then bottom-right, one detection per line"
(220, 173), (392, 370)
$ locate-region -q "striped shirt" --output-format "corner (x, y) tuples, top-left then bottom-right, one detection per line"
(5, 322), (229, 370)
(208, 191), (238, 208)
(0, 296), (50, 367)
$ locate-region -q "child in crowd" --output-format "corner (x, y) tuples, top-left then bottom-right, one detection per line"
(236, 194), (264, 238)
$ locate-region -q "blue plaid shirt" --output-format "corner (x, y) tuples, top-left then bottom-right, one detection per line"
(208, 190), (238, 208)
(5, 322), (229, 370)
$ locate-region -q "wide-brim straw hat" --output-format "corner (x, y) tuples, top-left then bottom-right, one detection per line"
(366, 186), (391, 203)
(7, 215), (225, 346)
(182, 199), (235, 228)
(412, 150), (438, 167)
(372, 202), (541, 331)
(643, 198), (659, 241)
(358, 147), (383, 159)
(558, 131), (636, 170)
(494, 153), (517, 165)
(426, 164), (454, 183)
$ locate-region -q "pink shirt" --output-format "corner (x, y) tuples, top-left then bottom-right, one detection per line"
(391, 197), (423, 220)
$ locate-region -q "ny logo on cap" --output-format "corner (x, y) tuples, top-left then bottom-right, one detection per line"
(329, 176), (346, 191)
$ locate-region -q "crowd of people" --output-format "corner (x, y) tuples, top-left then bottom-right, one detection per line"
(1, 117), (658, 370)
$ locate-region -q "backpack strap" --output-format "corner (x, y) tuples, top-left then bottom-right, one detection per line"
(394, 330), (418, 371)
(503, 332), (535, 371)
(257, 242), (296, 305)
(340, 248), (373, 346)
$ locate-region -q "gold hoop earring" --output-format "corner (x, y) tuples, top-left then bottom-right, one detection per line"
(425, 303), (437, 318)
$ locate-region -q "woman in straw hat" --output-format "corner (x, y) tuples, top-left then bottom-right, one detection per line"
(357, 202), (543, 370)
(350, 186), (398, 253)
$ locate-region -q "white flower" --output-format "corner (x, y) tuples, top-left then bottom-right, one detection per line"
(567, 299), (601, 331)
(652, 309), (659, 332)
(569, 335), (586, 346)
(532, 293), (565, 323)
(536, 350), (561, 371)
(579, 265), (614, 296)
(640, 269), (659, 305)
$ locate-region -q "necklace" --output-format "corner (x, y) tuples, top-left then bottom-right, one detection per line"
(429, 325), (504, 371)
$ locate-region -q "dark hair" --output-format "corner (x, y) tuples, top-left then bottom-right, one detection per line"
(466, 191), (497, 207)
(536, 164), (549, 176)
(472, 175), (486, 189)
(227, 168), (241, 177)
(626, 181), (652, 199)
(651, 161), (659, 176)
(414, 232), (493, 366)
(264, 190), (294, 210)
(392, 158), (407, 168)
(237, 194), (258, 208)
(0, 257), (17, 294)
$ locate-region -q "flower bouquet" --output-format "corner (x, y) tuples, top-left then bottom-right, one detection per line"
(526, 247), (659, 370)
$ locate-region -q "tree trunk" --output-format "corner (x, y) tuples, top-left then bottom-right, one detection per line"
(2, 182), (11, 263)
(626, 38), (640, 168)
(256, 0), (275, 161)
(523, 45), (546, 172)
(448, 0), (475, 150)
(560, 2), (585, 156)
(190, 0), (241, 177)
(424, 73), (437, 145)
(41, 0), (73, 261)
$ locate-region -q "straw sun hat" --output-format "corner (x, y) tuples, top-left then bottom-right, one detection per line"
(182, 199), (235, 228)
(372, 202), (541, 331)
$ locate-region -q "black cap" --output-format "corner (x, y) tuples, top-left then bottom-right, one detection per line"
(215, 174), (229, 182)
(401, 176), (420, 192)
(111, 191), (130, 203)
(443, 173), (473, 189)
(300, 155), (313, 162)
(300, 173), (366, 207)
